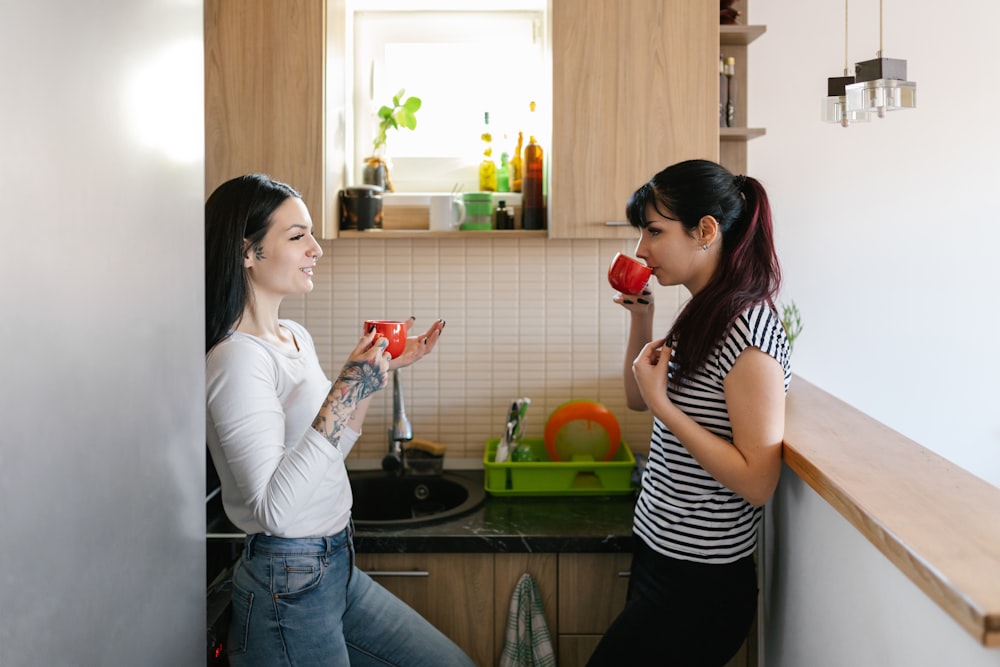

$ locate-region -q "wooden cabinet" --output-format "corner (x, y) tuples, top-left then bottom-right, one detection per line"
(554, 552), (754, 667)
(204, 0), (328, 228)
(494, 554), (559, 666)
(358, 549), (753, 666)
(205, 1), (752, 241)
(355, 552), (494, 667)
(556, 553), (631, 666)
(549, 0), (718, 239)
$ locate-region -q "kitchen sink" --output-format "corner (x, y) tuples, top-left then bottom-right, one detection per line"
(348, 471), (486, 528)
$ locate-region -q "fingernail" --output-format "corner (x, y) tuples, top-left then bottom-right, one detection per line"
(440, 319), (446, 327)
(422, 337), (428, 344)
(623, 300), (633, 305)
(410, 315), (416, 321)
(642, 290), (651, 295)
(637, 298), (649, 304)
(368, 325), (376, 333)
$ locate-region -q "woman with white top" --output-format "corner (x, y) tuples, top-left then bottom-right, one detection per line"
(205, 173), (472, 666)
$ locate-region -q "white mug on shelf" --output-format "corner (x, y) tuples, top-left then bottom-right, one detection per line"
(428, 194), (466, 231)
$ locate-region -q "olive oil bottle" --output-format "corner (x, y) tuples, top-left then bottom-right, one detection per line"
(521, 102), (546, 230)
(478, 111), (497, 191)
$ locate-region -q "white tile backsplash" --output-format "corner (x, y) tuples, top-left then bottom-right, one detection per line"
(292, 236), (684, 465)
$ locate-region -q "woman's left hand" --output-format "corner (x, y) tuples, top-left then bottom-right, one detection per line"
(632, 337), (671, 408)
(388, 318), (446, 370)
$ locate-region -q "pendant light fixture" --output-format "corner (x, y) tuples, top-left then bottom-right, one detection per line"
(822, 0), (870, 126)
(844, 0), (916, 117)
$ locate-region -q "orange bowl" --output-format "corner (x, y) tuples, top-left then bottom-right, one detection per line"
(544, 401), (621, 462)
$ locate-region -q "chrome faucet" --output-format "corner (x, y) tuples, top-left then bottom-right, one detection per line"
(382, 369), (412, 472)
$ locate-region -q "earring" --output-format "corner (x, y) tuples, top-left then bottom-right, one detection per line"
(702, 244), (709, 251)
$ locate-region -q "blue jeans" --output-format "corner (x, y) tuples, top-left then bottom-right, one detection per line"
(227, 527), (475, 666)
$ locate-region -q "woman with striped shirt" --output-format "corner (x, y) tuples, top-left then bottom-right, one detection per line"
(589, 159), (791, 666)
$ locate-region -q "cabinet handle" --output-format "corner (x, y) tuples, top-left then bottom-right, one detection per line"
(604, 221), (628, 226)
(364, 570), (430, 578)
(617, 571), (631, 578)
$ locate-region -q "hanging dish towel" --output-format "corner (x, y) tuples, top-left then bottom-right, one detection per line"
(499, 572), (556, 667)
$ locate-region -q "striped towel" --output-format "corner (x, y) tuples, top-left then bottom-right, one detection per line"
(498, 572), (556, 667)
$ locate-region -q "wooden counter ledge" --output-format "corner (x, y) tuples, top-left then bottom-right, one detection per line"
(783, 376), (1000, 647)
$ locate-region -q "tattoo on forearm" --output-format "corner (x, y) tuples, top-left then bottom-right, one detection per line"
(336, 360), (386, 399)
(312, 360), (386, 447)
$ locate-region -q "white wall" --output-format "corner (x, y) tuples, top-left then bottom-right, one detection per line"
(749, 0), (1000, 487)
(0, 1), (205, 664)
(749, 1), (1000, 664)
(766, 471), (1000, 667)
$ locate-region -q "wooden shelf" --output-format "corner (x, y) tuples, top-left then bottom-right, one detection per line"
(337, 229), (548, 240)
(720, 24), (766, 46)
(720, 127), (766, 141)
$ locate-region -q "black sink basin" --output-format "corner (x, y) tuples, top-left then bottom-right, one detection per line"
(349, 471), (486, 528)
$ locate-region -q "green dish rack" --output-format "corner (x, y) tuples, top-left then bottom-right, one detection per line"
(483, 437), (637, 496)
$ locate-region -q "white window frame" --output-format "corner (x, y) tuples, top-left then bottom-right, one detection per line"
(345, 0), (549, 193)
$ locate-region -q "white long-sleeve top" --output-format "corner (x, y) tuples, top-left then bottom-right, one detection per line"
(206, 320), (358, 538)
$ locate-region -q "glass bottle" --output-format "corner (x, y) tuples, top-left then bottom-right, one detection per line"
(724, 57), (737, 128)
(497, 152), (510, 193)
(719, 54), (726, 128)
(478, 111), (497, 192)
(509, 131), (523, 193)
(521, 102), (546, 230)
(494, 200), (514, 230)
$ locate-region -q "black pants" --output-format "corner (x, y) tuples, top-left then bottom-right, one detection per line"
(587, 538), (758, 667)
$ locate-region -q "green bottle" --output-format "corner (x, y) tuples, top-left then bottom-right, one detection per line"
(497, 152), (510, 192)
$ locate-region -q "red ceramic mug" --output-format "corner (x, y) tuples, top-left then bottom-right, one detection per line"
(364, 320), (407, 359)
(607, 252), (652, 294)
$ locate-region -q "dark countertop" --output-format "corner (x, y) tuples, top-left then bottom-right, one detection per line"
(207, 471), (637, 555)
(352, 492), (636, 554)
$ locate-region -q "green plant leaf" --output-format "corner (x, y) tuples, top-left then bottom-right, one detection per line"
(396, 109), (417, 130)
(371, 90), (421, 152)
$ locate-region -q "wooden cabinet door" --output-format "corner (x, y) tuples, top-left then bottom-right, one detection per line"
(549, 0), (717, 238)
(557, 552), (631, 667)
(204, 0), (326, 223)
(558, 552), (631, 634)
(494, 553), (559, 665)
(356, 552), (494, 667)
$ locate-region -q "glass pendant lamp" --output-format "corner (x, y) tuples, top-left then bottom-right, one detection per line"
(844, 0), (917, 117)
(822, 0), (870, 126)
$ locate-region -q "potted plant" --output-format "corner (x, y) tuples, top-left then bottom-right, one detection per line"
(780, 301), (804, 352)
(363, 89), (421, 192)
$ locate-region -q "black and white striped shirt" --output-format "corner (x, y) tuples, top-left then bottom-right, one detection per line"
(633, 303), (792, 564)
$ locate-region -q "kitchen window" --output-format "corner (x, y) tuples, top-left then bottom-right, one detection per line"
(348, 1), (549, 193)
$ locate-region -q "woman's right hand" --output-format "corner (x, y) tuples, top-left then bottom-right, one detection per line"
(335, 330), (391, 400)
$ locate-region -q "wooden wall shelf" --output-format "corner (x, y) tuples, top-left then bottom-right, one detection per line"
(337, 229), (548, 240)
(720, 127), (766, 141)
(720, 24), (766, 45)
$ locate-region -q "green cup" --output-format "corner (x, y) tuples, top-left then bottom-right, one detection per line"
(462, 192), (493, 218)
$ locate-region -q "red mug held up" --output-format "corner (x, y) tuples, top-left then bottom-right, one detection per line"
(364, 320), (407, 359)
(607, 252), (652, 294)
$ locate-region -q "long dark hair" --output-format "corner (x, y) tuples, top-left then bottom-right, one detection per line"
(204, 174), (301, 353)
(626, 159), (781, 388)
